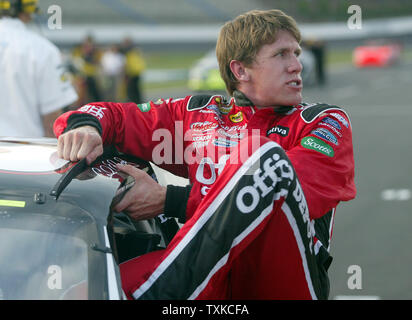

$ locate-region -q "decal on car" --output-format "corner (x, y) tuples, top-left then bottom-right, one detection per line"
(0, 199), (26, 207)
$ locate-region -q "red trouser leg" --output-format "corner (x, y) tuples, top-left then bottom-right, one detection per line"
(120, 136), (322, 300)
(229, 207), (317, 299)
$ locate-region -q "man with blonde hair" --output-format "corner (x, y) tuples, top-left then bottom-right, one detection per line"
(54, 9), (356, 299)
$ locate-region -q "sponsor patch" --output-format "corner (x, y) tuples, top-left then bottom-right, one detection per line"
(217, 128), (244, 140)
(321, 117), (341, 130)
(218, 104), (232, 114)
(319, 122), (342, 137)
(229, 111), (244, 123)
(330, 112), (349, 128)
(137, 103), (151, 112)
(78, 104), (107, 119)
(266, 125), (289, 137)
(218, 123), (247, 132)
(199, 104), (221, 115)
(212, 138), (239, 148)
(190, 121), (218, 132)
(312, 128), (338, 145)
(192, 134), (212, 142)
(301, 137), (334, 157)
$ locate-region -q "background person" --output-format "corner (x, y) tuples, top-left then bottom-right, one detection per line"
(120, 37), (146, 104)
(100, 44), (125, 101)
(302, 38), (327, 86)
(71, 35), (102, 105)
(0, 0), (78, 137)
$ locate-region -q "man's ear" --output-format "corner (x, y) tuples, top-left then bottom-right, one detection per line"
(229, 60), (250, 82)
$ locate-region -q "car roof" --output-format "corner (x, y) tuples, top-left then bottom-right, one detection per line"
(0, 138), (123, 224)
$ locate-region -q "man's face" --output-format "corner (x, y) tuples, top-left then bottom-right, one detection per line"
(244, 30), (303, 107)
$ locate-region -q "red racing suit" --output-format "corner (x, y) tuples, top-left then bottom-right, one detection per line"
(54, 91), (356, 300)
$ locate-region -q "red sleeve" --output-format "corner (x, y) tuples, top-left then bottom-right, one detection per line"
(286, 110), (356, 219)
(53, 98), (190, 177)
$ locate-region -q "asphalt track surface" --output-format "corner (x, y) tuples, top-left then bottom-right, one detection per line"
(147, 57), (412, 300)
(304, 60), (412, 300)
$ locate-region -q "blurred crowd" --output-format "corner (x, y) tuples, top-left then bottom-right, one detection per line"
(64, 36), (146, 108)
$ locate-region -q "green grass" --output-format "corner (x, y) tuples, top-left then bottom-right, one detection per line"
(143, 79), (188, 91)
(327, 49), (353, 66)
(402, 48), (412, 62)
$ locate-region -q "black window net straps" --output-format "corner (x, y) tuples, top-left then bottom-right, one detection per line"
(50, 158), (89, 200)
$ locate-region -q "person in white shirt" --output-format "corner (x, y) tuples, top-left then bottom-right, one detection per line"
(0, 0), (78, 137)
(101, 45), (125, 101)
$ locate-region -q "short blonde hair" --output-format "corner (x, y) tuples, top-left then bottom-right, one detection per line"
(216, 10), (301, 96)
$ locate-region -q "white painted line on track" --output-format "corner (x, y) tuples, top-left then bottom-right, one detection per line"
(381, 189), (411, 201)
(334, 295), (381, 300)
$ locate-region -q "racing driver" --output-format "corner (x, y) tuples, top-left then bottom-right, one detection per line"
(53, 9), (356, 300)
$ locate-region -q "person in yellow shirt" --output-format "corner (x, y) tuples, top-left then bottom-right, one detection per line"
(72, 36), (103, 104)
(120, 38), (146, 103)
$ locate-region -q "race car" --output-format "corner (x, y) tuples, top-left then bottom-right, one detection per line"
(353, 41), (402, 67)
(187, 48), (316, 93)
(0, 137), (180, 300)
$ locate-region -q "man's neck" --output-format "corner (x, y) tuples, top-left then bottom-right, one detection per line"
(233, 90), (254, 107)
(233, 90), (294, 114)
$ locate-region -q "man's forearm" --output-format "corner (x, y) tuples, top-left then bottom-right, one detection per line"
(163, 185), (192, 224)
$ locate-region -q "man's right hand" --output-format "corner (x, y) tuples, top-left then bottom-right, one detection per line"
(57, 126), (103, 165)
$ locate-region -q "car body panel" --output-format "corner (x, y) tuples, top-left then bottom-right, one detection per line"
(0, 138), (177, 299)
(353, 43), (402, 67)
